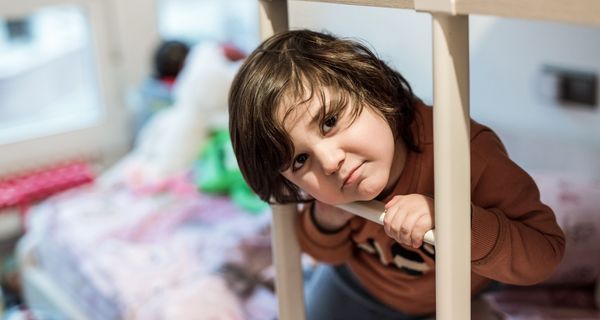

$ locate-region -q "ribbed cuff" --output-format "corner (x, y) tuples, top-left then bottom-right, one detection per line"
(310, 202), (350, 234)
(301, 204), (352, 247)
(471, 205), (502, 263)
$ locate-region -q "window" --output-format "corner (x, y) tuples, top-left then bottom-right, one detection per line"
(0, 0), (261, 174)
(0, 5), (102, 144)
(0, 1), (127, 174)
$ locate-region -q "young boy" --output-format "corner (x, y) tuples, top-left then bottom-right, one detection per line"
(228, 29), (565, 319)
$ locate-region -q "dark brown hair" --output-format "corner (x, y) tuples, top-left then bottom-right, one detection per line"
(229, 29), (419, 204)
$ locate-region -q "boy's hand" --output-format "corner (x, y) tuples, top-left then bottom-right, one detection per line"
(382, 194), (435, 248)
(312, 200), (354, 232)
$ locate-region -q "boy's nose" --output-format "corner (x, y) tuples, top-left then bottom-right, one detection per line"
(315, 144), (344, 176)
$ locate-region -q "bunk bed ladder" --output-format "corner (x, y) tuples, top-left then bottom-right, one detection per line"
(261, 1), (472, 319)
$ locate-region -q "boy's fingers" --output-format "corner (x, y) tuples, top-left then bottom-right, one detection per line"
(384, 195), (403, 209)
(411, 229), (424, 248)
(412, 239), (423, 248)
(390, 208), (409, 244)
(383, 207), (401, 240)
(411, 216), (431, 247)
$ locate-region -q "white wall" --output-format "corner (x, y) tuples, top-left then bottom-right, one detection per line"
(290, 3), (433, 105)
(289, 2), (600, 176)
(469, 17), (600, 142)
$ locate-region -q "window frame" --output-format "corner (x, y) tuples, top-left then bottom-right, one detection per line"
(0, 0), (157, 175)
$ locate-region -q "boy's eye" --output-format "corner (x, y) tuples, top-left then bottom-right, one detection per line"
(293, 153), (308, 171)
(322, 115), (337, 133)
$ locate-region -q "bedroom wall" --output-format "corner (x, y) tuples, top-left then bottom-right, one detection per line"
(288, 2), (600, 177)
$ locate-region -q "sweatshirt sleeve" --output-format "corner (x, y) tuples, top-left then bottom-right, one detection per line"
(295, 203), (355, 265)
(469, 129), (565, 285)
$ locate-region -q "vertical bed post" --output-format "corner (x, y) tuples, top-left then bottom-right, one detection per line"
(270, 203), (305, 320)
(259, 2), (306, 320)
(431, 13), (471, 319)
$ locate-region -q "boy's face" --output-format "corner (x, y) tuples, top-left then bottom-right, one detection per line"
(279, 89), (405, 205)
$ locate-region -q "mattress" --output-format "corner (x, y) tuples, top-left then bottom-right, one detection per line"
(18, 172), (277, 320)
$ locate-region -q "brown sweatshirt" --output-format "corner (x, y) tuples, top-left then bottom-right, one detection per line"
(296, 103), (565, 315)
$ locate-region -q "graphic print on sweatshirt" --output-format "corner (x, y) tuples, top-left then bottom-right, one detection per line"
(357, 238), (435, 276)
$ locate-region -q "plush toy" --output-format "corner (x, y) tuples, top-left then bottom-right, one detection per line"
(196, 129), (267, 214)
(114, 42), (243, 186)
(132, 40), (190, 136)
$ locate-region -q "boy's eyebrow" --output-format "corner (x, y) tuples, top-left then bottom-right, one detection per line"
(308, 104), (326, 127)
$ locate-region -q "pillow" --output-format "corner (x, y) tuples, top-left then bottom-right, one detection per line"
(531, 172), (600, 286)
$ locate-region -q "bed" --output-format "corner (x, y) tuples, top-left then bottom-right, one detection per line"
(257, 1), (600, 319)
(18, 172), (278, 320)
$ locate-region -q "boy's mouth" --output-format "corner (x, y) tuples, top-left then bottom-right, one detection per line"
(342, 162), (365, 189)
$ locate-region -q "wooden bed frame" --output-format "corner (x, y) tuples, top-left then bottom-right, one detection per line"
(261, 1), (600, 319)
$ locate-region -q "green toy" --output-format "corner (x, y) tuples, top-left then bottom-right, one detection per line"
(196, 129), (268, 214)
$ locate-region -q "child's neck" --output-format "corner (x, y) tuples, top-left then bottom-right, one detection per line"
(376, 140), (407, 201)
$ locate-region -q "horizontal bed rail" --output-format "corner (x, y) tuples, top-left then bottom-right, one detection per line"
(336, 200), (436, 246)
(294, 0), (600, 26)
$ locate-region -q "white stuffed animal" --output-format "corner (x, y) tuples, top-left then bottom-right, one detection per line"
(105, 42), (242, 186)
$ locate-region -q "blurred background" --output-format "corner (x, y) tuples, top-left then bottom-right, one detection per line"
(0, 1), (599, 319)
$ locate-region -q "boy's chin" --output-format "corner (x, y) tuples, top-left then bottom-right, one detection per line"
(357, 181), (387, 201)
